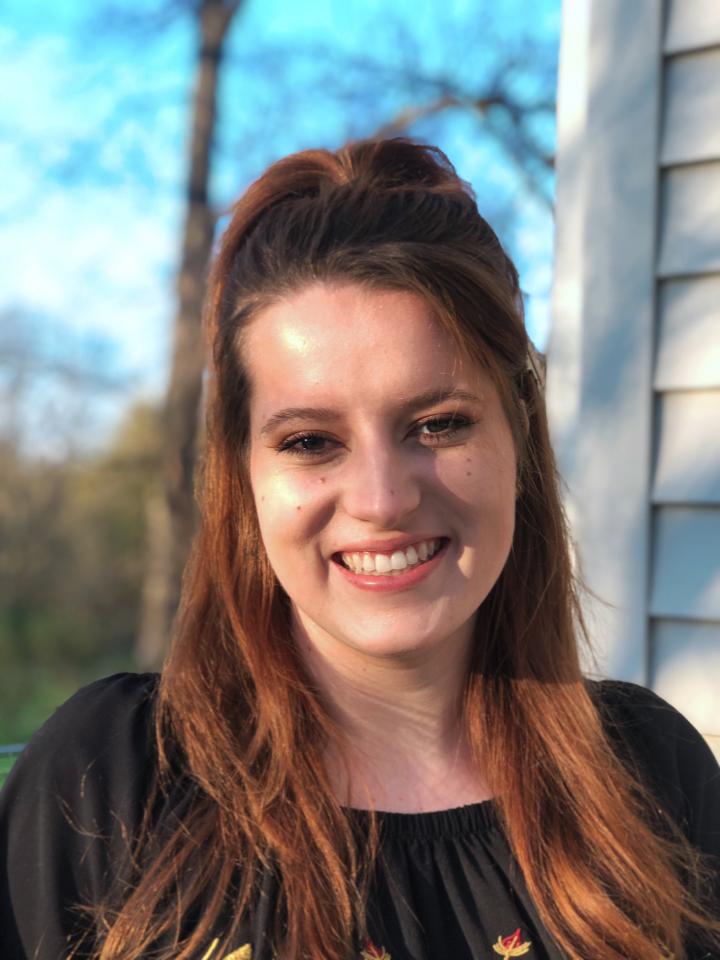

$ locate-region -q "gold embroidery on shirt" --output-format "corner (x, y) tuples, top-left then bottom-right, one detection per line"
(492, 928), (532, 956)
(200, 939), (252, 960)
(361, 942), (391, 959)
(201, 940), (221, 960)
(223, 946), (252, 960)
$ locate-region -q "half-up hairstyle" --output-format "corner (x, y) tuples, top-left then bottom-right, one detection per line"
(92, 139), (717, 959)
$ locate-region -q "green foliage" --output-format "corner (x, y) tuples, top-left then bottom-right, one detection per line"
(0, 402), (163, 744)
(0, 752), (17, 789)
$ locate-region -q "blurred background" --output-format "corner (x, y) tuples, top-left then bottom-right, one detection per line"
(4, 1), (719, 769)
(0, 0), (560, 746)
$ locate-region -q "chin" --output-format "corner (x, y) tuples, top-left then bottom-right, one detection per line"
(297, 602), (476, 664)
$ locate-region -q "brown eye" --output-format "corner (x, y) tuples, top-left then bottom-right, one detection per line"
(415, 415), (473, 444)
(421, 416), (455, 434)
(277, 433), (338, 457)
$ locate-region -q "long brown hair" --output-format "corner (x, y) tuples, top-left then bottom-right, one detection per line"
(95, 140), (716, 959)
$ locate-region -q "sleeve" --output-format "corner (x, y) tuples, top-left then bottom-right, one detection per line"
(0, 672), (159, 960)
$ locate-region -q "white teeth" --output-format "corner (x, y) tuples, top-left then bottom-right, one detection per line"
(390, 550), (408, 571)
(339, 538), (442, 575)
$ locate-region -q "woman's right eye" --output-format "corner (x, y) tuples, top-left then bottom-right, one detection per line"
(277, 432), (338, 457)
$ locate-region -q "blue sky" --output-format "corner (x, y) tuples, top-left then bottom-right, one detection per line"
(0, 0), (560, 456)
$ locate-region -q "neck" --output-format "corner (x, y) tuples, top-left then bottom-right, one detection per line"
(294, 615), (490, 812)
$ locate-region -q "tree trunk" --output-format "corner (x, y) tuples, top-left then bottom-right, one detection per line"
(136, 0), (240, 670)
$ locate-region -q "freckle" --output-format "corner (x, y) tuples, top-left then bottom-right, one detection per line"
(390, 489), (395, 495)
(466, 458), (472, 463)
(296, 505), (302, 511)
(466, 472), (472, 477)
(319, 477), (326, 483)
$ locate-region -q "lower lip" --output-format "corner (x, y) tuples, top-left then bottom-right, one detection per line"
(332, 540), (449, 592)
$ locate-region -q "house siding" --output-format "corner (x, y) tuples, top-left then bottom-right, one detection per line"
(654, 276), (720, 390)
(664, 0), (720, 54)
(650, 0), (720, 742)
(549, 0), (720, 754)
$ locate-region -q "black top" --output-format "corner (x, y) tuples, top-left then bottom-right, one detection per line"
(1, 673), (719, 959)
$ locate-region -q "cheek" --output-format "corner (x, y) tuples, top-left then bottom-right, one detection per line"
(443, 440), (517, 515)
(253, 477), (301, 552)
(250, 459), (331, 550)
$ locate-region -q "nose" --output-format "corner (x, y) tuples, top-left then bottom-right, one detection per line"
(339, 441), (422, 528)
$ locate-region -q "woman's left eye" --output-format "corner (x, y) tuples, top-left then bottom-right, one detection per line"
(414, 414), (473, 444)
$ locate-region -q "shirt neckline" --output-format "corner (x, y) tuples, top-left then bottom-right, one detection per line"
(349, 799), (497, 840)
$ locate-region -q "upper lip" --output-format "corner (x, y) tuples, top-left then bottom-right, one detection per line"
(332, 534), (447, 555)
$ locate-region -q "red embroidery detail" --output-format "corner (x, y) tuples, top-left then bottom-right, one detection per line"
(492, 928), (532, 957)
(361, 941), (391, 959)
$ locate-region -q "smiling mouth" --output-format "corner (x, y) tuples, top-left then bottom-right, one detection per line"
(334, 537), (448, 576)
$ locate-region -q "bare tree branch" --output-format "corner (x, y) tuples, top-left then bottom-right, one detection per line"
(137, 0), (243, 668)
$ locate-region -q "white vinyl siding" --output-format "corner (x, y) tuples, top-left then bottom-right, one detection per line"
(652, 391), (720, 504)
(650, 508), (720, 620)
(650, 2), (720, 744)
(654, 276), (720, 390)
(664, 0), (720, 55)
(657, 163), (720, 276)
(650, 618), (720, 734)
(551, 0), (720, 748)
(660, 48), (720, 165)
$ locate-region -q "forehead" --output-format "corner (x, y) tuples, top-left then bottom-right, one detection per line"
(241, 283), (486, 411)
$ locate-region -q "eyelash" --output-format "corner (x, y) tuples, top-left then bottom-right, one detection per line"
(277, 433), (335, 457)
(414, 413), (474, 443)
(276, 414), (474, 458)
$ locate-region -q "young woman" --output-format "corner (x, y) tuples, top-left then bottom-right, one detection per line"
(1, 139), (718, 960)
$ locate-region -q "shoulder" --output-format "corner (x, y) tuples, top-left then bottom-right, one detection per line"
(0, 673), (160, 959)
(6, 671), (160, 809)
(1, 668), (161, 841)
(589, 677), (715, 771)
(22, 670), (160, 748)
(588, 678), (720, 851)
(29, 670), (160, 756)
(590, 676), (704, 740)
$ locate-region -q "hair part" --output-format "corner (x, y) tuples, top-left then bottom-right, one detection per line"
(90, 139), (718, 960)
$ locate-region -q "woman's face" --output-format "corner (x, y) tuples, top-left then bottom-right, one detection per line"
(246, 283), (517, 666)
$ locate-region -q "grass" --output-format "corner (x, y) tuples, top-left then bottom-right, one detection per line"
(0, 656), (136, 790)
(0, 750), (20, 789)
(0, 654), (136, 745)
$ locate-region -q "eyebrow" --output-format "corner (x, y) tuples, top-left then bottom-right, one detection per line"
(258, 388), (483, 436)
